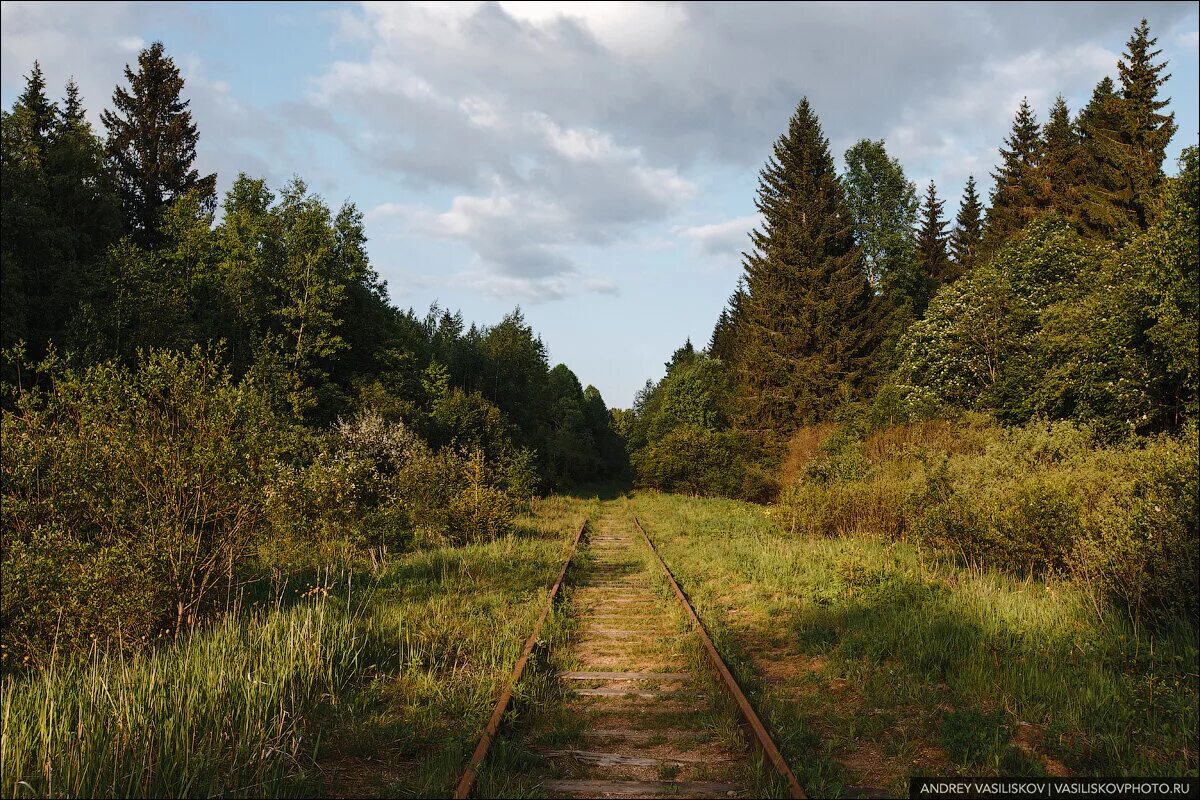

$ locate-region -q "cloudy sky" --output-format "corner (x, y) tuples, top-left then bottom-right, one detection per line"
(3, 1), (1197, 406)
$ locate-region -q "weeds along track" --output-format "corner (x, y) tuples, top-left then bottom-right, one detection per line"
(455, 508), (805, 799)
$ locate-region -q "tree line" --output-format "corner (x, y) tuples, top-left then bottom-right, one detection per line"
(631, 19), (1195, 495)
(0, 42), (625, 667)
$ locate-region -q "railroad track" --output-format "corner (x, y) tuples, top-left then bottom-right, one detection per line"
(455, 508), (805, 799)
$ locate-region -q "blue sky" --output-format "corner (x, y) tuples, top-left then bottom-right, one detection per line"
(3, 1), (1198, 407)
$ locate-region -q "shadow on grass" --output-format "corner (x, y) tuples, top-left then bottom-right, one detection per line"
(780, 571), (1196, 781)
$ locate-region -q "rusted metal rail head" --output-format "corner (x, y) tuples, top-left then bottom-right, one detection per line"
(633, 515), (808, 800)
(453, 517), (588, 800)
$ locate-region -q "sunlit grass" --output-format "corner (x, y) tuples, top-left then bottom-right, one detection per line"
(0, 497), (590, 799)
(628, 492), (1199, 795)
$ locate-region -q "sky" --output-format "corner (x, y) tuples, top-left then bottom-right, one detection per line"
(2, 1), (1198, 407)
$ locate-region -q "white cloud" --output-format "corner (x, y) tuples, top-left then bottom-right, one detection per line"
(675, 215), (760, 259)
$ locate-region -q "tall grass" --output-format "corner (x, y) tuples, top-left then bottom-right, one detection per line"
(630, 492), (1198, 792)
(1, 596), (363, 798)
(0, 497), (590, 798)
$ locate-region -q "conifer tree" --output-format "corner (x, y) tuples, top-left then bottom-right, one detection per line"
(1117, 19), (1176, 228)
(1077, 21), (1177, 239)
(984, 98), (1044, 246)
(14, 62), (57, 158)
(708, 282), (745, 362)
(46, 80), (121, 350)
(950, 175), (984, 272)
(1040, 95), (1087, 221)
(0, 65), (59, 353)
(102, 41), (216, 247)
(732, 98), (874, 438)
(901, 180), (948, 317)
(1077, 77), (1133, 238)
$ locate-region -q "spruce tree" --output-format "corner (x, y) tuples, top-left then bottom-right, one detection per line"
(906, 180), (948, 316)
(1077, 77), (1133, 238)
(984, 98), (1044, 246)
(1077, 21), (1177, 239)
(0, 65), (59, 354)
(1118, 19), (1176, 228)
(1040, 95), (1088, 222)
(102, 41), (216, 247)
(14, 61), (56, 158)
(950, 175), (984, 272)
(47, 80), (122, 349)
(732, 98), (874, 438)
(708, 281), (745, 362)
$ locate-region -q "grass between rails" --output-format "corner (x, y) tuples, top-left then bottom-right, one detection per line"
(627, 492), (1199, 798)
(479, 505), (786, 798)
(0, 496), (592, 799)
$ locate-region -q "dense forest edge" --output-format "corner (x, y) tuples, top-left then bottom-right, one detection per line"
(0, 16), (1195, 798)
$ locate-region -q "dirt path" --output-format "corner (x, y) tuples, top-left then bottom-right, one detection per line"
(517, 508), (762, 798)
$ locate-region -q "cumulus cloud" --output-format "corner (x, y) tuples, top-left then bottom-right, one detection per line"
(5, 0), (1196, 302)
(303, 1), (1195, 296)
(675, 215), (760, 259)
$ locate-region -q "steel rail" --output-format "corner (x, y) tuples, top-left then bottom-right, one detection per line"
(633, 515), (807, 799)
(453, 517), (588, 799)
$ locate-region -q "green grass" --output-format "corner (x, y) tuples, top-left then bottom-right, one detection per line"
(8, 487), (1192, 799)
(627, 491), (1199, 797)
(0, 496), (591, 798)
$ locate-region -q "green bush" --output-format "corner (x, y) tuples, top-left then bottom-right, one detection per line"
(632, 424), (769, 499)
(778, 415), (1199, 623)
(1, 347), (284, 667)
(1070, 426), (1198, 621)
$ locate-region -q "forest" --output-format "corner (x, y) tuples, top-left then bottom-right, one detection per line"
(0, 15), (1195, 800)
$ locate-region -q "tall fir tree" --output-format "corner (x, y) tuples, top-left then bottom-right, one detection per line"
(0, 65), (59, 355)
(912, 178), (950, 293)
(708, 281), (746, 363)
(1117, 18), (1177, 229)
(14, 61), (56, 159)
(732, 98), (874, 439)
(1076, 76), (1133, 238)
(1039, 95), (1087, 222)
(950, 175), (984, 272)
(46, 79), (121, 348)
(1077, 21), (1177, 240)
(102, 41), (216, 248)
(984, 98), (1044, 247)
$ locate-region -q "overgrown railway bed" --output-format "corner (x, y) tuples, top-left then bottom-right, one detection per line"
(455, 507), (806, 799)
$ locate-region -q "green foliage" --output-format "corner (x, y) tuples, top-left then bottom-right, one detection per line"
(941, 708), (1010, 768)
(898, 147), (1195, 437)
(984, 98), (1045, 246)
(777, 414), (1198, 622)
(842, 138), (918, 291)
(627, 349), (773, 499)
(633, 425), (772, 500)
(1, 347), (285, 666)
(101, 41), (216, 247)
(949, 176), (984, 272)
(732, 97), (876, 436)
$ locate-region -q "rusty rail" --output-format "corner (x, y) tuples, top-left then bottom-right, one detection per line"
(453, 517), (588, 799)
(633, 515), (807, 799)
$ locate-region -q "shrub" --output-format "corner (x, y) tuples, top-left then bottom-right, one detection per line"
(1, 347), (284, 667)
(632, 425), (768, 499)
(1070, 426), (1198, 622)
(776, 415), (1198, 623)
